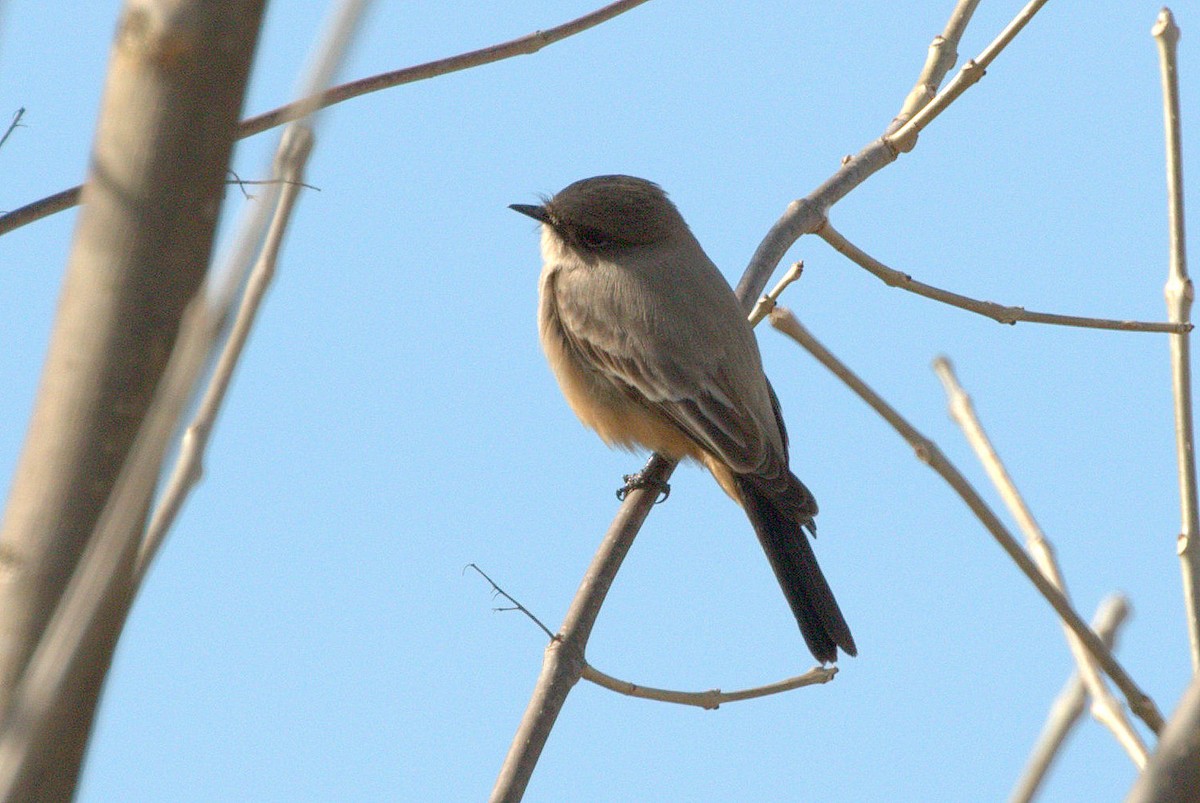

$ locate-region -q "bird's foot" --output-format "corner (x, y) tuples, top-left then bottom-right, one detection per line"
(616, 471), (671, 504)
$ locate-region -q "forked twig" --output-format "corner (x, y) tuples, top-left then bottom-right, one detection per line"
(494, 4), (1063, 799)
(468, 561), (835, 708)
(737, 0), (1052, 306)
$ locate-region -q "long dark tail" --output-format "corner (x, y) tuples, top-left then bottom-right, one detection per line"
(734, 473), (856, 663)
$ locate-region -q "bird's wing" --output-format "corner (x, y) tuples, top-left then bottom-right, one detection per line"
(557, 302), (782, 480)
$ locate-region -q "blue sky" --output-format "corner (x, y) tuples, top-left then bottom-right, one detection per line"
(1, 1), (1197, 800)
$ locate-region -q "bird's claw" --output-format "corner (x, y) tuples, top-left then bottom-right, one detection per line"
(616, 471), (671, 504)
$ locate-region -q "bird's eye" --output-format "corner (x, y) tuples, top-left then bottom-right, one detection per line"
(576, 226), (611, 250)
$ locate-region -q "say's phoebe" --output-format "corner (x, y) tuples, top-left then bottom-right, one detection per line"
(511, 175), (855, 663)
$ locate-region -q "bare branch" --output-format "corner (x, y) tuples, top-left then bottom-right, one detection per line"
(1011, 596), (1131, 803)
(886, 0), (981, 138)
(494, 3), (1064, 797)
(0, 289), (221, 801)
(582, 664), (836, 709)
(935, 358), (1147, 765)
(0, 0), (652, 238)
(767, 308), (1163, 734)
(467, 555), (835, 710)
(819, 224), (1187, 334)
(885, 0), (1050, 153)
(748, 262), (805, 326)
(465, 564), (557, 642)
(0, 3), (267, 795)
(490, 458), (672, 802)
(1151, 7), (1200, 674)
(737, 0), (1051, 308)
(134, 126), (316, 584)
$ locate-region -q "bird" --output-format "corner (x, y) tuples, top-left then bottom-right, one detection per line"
(510, 175), (855, 663)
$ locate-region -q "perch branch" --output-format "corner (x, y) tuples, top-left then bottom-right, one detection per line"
(496, 3), (1055, 799)
(470, 561), (835, 709)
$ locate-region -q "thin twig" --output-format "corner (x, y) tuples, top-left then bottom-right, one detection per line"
(0, 0), (651, 237)
(1152, 7), (1200, 674)
(737, 0), (1051, 307)
(237, 0), (651, 139)
(582, 664), (836, 710)
(748, 262), (805, 326)
(133, 0), (368, 581)
(935, 358), (1147, 766)
(0, 108), (25, 151)
(819, 224), (1187, 334)
(1011, 596), (1131, 803)
(134, 127), (315, 583)
(886, 0), (981, 139)
(768, 308), (1164, 734)
(885, 0), (1050, 153)
(465, 564), (556, 641)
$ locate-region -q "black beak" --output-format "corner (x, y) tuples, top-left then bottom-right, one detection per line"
(509, 203), (550, 224)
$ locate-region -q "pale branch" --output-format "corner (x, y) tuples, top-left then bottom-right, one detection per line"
(1010, 596), (1131, 803)
(135, 125), (316, 584)
(0, 3), (267, 797)
(0, 1), (363, 796)
(748, 262), (805, 326)
(934, 358), (1147, 766)
(886, 0), (981, 138)
(582, 664), (836, 710)
(0, 294), (221, 801)
(818, 223), (1187, 334)
(1152, 7), (1200, 674)
(0, 0), (652, 238)
(885, 0), (1050, 153)
(767, 308), (1164, 734)
(237, 0), (651, 139)
(135, 0), (365, 583)
(737, 0), (1052, 308)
